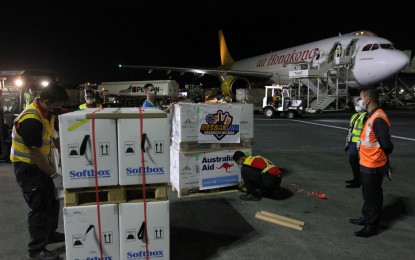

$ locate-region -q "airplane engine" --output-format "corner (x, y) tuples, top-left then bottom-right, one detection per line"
(220, 76), (250, 99)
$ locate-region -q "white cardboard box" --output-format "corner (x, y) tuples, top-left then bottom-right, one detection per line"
(171, 103), (200, 143)
(117, 108), (170, 185)
(231, 103), (254, 139)
(170, 146), (199, 189)
(63, 204), (120, 260)
(171, 103), (253, 142)
(59, 108), (119, 189)
(119, 201), (170, 260)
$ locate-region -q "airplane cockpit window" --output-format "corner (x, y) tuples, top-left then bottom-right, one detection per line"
(380, 44), (394, 50)
(362, 44), (373, 51)
(371, 44), (380, 51)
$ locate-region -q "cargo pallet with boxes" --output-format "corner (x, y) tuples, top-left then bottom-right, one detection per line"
(59, 108), (170, 260)
(58, 102), (254, 259)
(170, 103), (253, 197)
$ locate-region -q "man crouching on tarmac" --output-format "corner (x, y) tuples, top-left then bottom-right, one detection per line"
(233, 151), (282, 201)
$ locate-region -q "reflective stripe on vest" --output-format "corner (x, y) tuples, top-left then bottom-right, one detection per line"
(359, 109), (390, 168)
(243, 155), (281, 175)
(10, 102), (54, 163)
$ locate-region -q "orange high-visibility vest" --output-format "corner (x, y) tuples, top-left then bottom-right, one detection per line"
(359, 109), (391, 168)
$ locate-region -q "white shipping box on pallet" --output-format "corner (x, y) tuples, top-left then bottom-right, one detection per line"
(119, 201), (170, 260)
(171, 103), (200, 143)
(170, 146), (199, 189)
(116, 108), (170, 185)
(63, 204), (120, 260)
(170, 147), (252, 190)
(231, 102), (254, 139)
(59, 108), (119, 189)
(171, 103), (253, 143)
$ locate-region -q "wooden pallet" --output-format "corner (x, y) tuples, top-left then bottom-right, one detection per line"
(171, 183), (239, 198)
(171, 138), (252, 152)
(64, 184), (168, 206)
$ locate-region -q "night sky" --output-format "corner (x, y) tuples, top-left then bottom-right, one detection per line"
(1, 1), (414, 87)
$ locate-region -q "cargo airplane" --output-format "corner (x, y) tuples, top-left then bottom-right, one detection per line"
(119, 30), (409, 99)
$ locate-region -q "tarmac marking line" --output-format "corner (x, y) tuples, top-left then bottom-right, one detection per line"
(289, 119), (415, 142)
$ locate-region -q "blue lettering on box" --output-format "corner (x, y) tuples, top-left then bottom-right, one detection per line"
(127, 250), (164, 259)
(69, 169), (111, 179)
(126, 167), (165, 176)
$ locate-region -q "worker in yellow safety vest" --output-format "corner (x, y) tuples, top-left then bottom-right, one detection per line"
(79, 88), (101, 109)
(344, 97), (366, 188)
(10, 83), (69, 259)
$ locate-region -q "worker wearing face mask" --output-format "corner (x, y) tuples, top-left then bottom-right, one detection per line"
(344, 97), (367, 188)
(79, 89), (101, 110)
(350, 87), (394, 238)
(142, 83), (175, 113)
(11, 83), (69, 260)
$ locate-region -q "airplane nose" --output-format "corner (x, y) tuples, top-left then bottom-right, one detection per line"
(388, 50), (410, 72)
(352, 49), (410, 87)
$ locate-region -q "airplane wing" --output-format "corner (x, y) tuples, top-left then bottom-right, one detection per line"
(119, 65), (273, 79)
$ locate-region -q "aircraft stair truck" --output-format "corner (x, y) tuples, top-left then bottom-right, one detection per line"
(262, 85), (305, 119)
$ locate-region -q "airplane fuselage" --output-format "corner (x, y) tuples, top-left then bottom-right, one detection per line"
(231, 31), (409, 88)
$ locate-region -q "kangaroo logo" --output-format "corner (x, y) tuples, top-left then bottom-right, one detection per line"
(217, 162), (234, 173)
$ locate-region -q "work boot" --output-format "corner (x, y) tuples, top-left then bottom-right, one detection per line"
(28, 249), (59, 260)
(354, 226), (378, 237)
(240, 193), (261, 201)
(346, 182), (361, 188)
(349, 217), (367, 226)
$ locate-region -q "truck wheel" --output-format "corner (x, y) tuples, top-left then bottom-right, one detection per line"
(286, 111), (296, 119)
(263, 107), (275, 118)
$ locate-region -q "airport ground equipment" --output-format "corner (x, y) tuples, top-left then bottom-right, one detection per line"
(261, 85), (305, 119)
(0, 70), (59, 161)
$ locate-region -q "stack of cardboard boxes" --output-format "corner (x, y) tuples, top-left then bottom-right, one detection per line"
(169, 103), (254, 197)
(59, 108), (170, 260)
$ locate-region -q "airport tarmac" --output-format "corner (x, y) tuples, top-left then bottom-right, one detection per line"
(1, 108), (414, 260)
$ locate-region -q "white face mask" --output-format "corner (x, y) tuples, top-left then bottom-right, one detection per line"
(358, 99), (367, 110)
(86, 98), (95, 104)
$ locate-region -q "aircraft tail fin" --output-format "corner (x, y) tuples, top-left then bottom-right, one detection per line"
(218, 30), (235, 69)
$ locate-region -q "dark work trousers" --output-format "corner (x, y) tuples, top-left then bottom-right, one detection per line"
(349, 154), (361, 184)
(347, 142), (360, 184)
(14, 162), (60, 253)
(361, 171), (384, 228)
(241, 165), (282, 196)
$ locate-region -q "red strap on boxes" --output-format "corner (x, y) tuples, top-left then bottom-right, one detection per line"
(91, 108), (104, 260)
(138, 107), (150, 259)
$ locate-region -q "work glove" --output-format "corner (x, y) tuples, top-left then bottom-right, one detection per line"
(51, 173), (63, 190)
